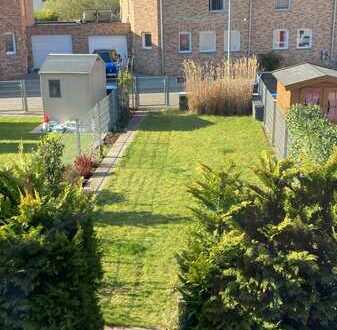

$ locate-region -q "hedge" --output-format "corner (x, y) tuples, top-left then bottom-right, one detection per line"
(0, 136), (103, 330)
(178, 153), (337, 329)
(287, 104), (337, 163)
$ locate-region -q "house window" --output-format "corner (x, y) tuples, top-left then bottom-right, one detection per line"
(224, 31), (241, 52)
(199, 31), (216, 53)
(142, 32), (152, 49)
(179, 32), (192, 53)
(209, 0), (224, 11)
(275, 0), (290, 10)
(4, 33), (16, 55)
(297, 29), (312, 49)
(49, 80), (61, 98)
(273, 29), (289, 50)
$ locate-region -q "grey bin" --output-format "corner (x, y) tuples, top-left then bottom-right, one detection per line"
(252, 94), (264, 122)
(179, 92), (188, 111)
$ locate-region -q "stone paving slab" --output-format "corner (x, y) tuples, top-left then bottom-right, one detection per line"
(85, 111), (146, 193)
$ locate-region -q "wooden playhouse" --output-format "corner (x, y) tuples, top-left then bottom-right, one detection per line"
(273, 63), (337, 121)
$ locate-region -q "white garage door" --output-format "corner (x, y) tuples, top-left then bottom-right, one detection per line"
(88, 36), (128, 61)
(32, 35), (73, 69)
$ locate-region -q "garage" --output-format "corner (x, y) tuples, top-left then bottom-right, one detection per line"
(88, 36), (128, 62)
(31, 35), (73, 69)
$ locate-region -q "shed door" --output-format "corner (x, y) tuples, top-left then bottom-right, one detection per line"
(301, 88), (321, 106)
(88, 36), (128, 64)
(32, 35), (73, 69)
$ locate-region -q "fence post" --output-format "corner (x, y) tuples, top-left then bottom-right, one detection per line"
(96, 101), (104, 158)
(164, 76), (169, 106)
(272, 100), (277, 146)
(134, 76), (139, 109)
(20, 80), (28, 112)
(75, 119), (81, 156)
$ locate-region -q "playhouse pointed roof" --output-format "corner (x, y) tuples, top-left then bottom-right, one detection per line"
(39, 54), (103, 74)
(272, 63), (337, 88)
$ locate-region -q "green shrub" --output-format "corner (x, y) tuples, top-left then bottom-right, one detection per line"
(178, 152), (337, 330)
(287, 104), (337, 163)
(258, 52), (283, 71)
(0, 136), (103, 330)
(34, 9), (59, 22)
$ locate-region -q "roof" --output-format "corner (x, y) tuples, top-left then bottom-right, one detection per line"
(260, 72), (277, 94)
(272, 63), (337, 88)
(39, 54), (103, 74)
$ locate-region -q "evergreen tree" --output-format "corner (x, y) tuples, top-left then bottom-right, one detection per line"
(178, 152), (337, 330)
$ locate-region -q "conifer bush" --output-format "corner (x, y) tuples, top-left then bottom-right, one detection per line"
(0, 135), (103, 330)
(178, 152), (337, 330)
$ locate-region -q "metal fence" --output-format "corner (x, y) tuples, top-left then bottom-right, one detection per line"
(58, 89), (122, 165)
(258, 74), (290, 159)
(0, 79), (42, 113)
(133, 76), (184, 108)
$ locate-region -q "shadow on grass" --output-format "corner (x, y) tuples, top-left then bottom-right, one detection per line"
(137, 111), (214, 132)
(0, 142), (39, 155)
(96, 189), (126, 206)
(0, 123), (41, 140)
(95, 210), (189, 228)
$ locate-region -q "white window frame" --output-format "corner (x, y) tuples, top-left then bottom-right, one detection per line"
(209, 0), (225, 12)
(273, 29), (289, 50)
(4, 32), (16, 55)
(142, 32), (152, 49)
(275, 0), (291, 10)
(199, 31), (216, 53)
(179, 32), (192, 53)
(297, 29), (313, 49)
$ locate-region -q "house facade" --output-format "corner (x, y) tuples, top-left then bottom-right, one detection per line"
(121, 0), (337, 76)
(1, 0), (337, 80)
(0, 0), (34, 80)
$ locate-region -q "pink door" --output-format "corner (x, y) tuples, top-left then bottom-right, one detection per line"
(327, 90), (337, 122)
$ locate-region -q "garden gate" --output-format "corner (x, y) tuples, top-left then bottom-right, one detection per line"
(133, 76), (170, 108)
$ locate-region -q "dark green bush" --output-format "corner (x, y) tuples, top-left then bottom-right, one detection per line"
(287, 104), (337, 163)
(258, 52), (283, 71)
(178, 153), (337, 330)
(0, 136), (103, 330)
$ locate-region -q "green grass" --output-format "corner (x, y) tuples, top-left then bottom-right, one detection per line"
(0, 116), (42, 166)
(95, 111), (271, 329)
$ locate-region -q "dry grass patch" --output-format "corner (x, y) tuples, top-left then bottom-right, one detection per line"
(184, 57), (258, 115)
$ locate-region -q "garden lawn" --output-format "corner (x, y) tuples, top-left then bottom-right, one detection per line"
(0, 116), (42, 166)
(95, 111), (271, 329)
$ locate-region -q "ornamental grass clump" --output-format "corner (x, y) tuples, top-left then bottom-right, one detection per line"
(183, 57), (258, 115)
(178, 152), (337, 330)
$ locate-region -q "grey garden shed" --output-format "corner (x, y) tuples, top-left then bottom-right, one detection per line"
(40, 54), (106, 122)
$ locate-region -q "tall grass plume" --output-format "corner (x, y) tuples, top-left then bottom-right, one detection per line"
(183, 57), (258, 115)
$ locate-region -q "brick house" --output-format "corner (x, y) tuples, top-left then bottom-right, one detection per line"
(2, 0), (337, 80)
(121, 0), (337, 76)
(0, 0), (34, 80)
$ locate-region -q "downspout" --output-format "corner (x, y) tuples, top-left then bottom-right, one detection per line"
(248, 0), (253, 55)
(159, 0), (165, 75)
(331, 0), (337, 61)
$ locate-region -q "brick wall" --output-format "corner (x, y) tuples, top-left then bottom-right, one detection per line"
(27, 22), (131, 69)
(122, 0), (337, 77)
(251, 0), (335, 66)
(122, 0), (162, 75)
(162, 0), (250, 76)
(0, 0), (32, 80)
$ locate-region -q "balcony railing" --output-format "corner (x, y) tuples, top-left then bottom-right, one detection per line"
(82, 9), (120, 23)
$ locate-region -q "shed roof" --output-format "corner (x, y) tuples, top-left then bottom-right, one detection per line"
(39, 54), (103, 74)
(272, 63), (337, 88)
